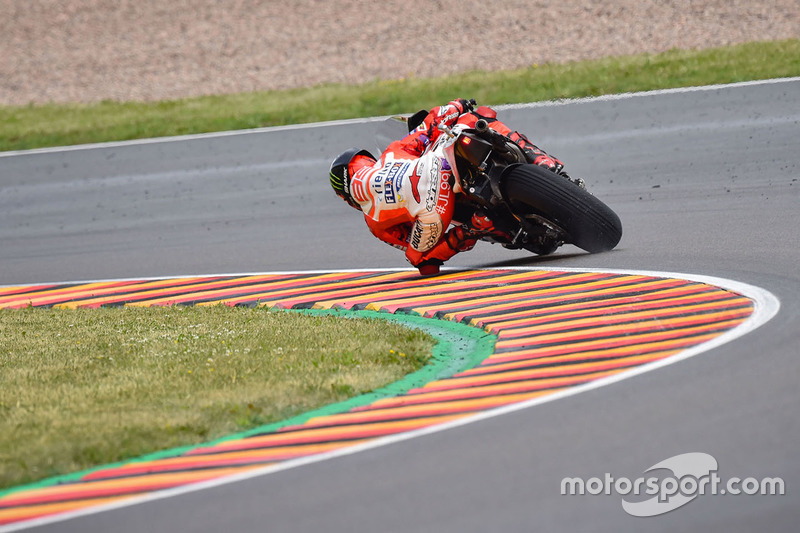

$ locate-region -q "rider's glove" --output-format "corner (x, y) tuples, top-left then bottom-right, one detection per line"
(434, 100), (466, 129)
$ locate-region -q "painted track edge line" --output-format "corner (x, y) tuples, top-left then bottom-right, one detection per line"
(0, 267), (780, 533)
(1, 77), (797, 159)
(496, 76), (800, 110)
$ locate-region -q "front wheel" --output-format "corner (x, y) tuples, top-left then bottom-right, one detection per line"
(503, 164), (622, 253)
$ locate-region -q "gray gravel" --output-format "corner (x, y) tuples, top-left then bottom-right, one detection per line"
(1, 0), (798, 105)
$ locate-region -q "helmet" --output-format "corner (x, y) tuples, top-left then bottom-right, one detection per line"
(329, 148), (375, 208)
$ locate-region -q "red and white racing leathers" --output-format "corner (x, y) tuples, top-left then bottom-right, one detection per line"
(349, 128), (455, 268)
(347, 100), (564, 272)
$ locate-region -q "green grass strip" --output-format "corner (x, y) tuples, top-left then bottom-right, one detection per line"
(1, 39), (798, 152)
(0, 305), (436, 491)
(0, 308), (496, 498)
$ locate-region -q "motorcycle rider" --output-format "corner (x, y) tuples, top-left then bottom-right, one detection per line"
(329, 99), (570, 275)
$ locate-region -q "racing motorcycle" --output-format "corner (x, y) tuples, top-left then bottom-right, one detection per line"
(402, 100), (622, 257)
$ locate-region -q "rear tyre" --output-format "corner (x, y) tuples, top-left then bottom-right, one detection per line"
(503, 164), (622, 253)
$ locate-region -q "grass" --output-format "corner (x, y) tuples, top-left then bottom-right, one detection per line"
(0, 306), (434, 490)
(1, 39), (798, 152)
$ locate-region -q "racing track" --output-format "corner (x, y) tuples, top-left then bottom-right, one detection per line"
(0, 78), (799, 532)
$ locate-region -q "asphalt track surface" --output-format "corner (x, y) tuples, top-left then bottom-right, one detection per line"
(1, 79), (799, 531)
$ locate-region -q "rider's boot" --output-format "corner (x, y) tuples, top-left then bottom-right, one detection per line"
(508, 131), (586, 189)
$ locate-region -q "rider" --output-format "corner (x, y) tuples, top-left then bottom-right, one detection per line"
(329, 99), (569, 275)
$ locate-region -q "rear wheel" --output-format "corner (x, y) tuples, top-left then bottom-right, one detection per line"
(503, 164), (622, 253)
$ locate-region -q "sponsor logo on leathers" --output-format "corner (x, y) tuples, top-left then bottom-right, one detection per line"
(425, 156), (441, 211)
(370, 161), (393, 200)
(409, 221), (442, 252)
(409, 161), (422, 203)
(435, 170), (451, 216)
(383, 162), (408, 204)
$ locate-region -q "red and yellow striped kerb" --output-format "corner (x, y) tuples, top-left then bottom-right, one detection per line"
(0, 269), (755, 526)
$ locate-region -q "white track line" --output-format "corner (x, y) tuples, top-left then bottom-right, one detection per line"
(1, 77), (798, 159)
(0, 266), (780, 533)
(496, 76), (800, 110)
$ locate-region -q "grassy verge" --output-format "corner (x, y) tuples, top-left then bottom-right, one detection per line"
(0, 306), (434, 490)
(1, 39), (798, 152)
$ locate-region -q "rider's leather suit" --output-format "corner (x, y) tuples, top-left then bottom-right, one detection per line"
(348, 100), (565, 270)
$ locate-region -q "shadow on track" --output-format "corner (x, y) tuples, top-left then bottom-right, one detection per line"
(479, 252), (588, 269)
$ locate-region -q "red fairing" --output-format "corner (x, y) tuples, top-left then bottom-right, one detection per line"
(475, 106), (497, 119)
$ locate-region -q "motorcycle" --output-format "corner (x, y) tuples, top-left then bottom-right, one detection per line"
(403, 99), (622, 258)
